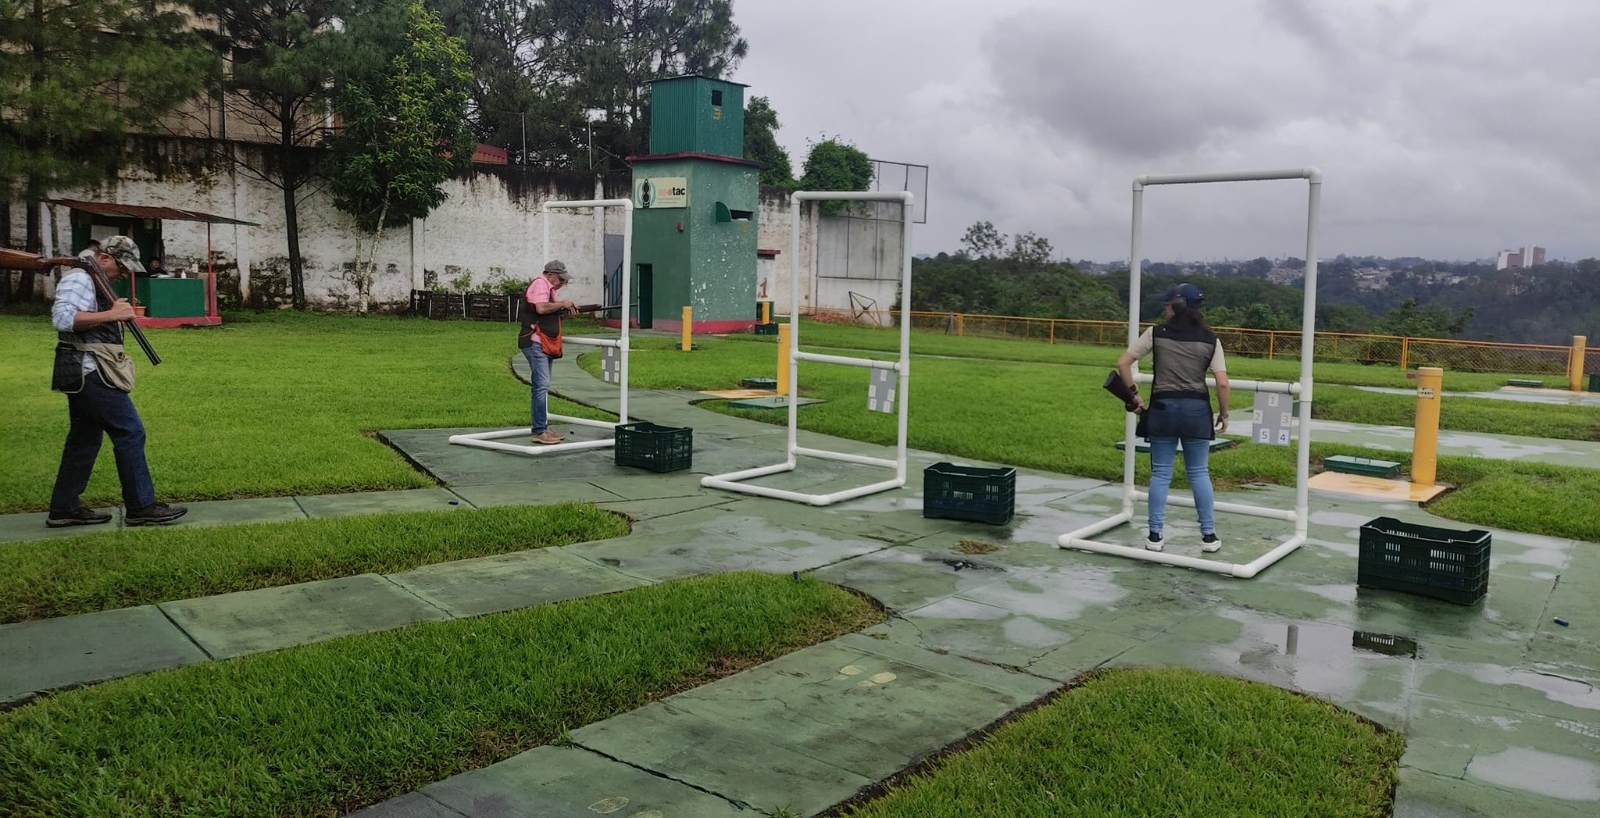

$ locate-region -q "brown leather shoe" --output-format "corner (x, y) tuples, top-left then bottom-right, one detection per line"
(532, 430), (565, 445)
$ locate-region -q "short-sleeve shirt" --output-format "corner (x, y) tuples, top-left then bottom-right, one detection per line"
(526, 276), (554, 306)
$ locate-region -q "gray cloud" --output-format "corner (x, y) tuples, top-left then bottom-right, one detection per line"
(733, 0), (1600, 261)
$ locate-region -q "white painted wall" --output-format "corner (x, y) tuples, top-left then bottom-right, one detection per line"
(6, 138), (843, 318)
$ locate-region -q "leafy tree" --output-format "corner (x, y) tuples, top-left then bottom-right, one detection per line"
(522, 0), (747, 169)
(190, 0), (355, 310)
(327, 0), (473, 310)
(960, 221), (1006, 259)
(426, 0), (539, 161)
(743, 95), (793, 188)
(1009, 232), (1052, 267)
(798, 136), (871, 216)
(0, 0), (212, 299)
(1375, 298), (1473, 338)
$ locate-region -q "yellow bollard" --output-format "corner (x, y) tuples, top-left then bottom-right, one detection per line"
(777, 323), (791, 395)
(1412, 366), (1442, 487)
(1570, 335), (1587, 392)
(681, 306), (692, 351)
(759, 301), (771, 324)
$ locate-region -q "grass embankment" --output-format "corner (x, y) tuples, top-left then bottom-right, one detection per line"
(0, 311), (611, 513)
(0, 504), (629, 623)
(600, 325), (1600, 541)
(0, 573), (883, 818)
(842, 667), (1404, 818)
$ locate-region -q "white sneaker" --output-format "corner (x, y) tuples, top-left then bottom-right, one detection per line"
(1201, 533), (1221, 553)
(1146, 530), (1165, 552)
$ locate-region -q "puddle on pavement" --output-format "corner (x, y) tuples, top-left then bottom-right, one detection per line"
(1467, 747), (1600, 801)
(925, 556), (1005, 572)
(1248, 620), (1418, 660)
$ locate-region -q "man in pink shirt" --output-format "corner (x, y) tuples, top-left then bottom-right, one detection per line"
(519, 260), (577, 444)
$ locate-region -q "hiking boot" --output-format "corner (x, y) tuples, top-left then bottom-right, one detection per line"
(532, 430), (565, 445)
(1201, 533), (1222, 553)
(1146, 530), (1165, 552)
(126, 503), (189, 526)
(46, 506), (113, 528)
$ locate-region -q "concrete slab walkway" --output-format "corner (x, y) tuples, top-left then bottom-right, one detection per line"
(2, 342), (1598, 817)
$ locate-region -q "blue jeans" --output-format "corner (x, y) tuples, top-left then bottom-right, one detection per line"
(1145, 397), (1216, 535)
(521, 343), (553, 433)
(50, 372), (157, 513)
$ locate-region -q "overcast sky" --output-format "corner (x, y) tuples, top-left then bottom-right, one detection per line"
(729, 0), (1599, 263)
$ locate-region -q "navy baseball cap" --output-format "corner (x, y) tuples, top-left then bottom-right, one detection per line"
(1158, 282), (1204, 308)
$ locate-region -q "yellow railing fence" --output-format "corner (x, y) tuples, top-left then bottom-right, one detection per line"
(805, 308), (1585, 378)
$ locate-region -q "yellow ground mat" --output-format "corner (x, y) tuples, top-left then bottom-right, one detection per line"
(1308, 471), (1448, 502)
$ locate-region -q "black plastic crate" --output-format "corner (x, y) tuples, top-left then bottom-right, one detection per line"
(923, 462), (1016, 525)
(614, 422), (692, 473)
(1357, 517), (1490, 605)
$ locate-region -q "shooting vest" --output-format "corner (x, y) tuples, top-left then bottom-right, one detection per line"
(52, 266), (133, 393)
(1149, 323), (1218, 402)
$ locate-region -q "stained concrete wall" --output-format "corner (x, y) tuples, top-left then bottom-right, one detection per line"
(5, 137), (835, 319)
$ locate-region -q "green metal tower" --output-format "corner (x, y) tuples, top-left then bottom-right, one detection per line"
(630, 75), (762, 333)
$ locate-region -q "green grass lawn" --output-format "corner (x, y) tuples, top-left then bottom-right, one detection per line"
(0, 504), (629, 623)
(6, 312), (1596, 541)
(0, 572), (883, 818)
(591, 328), (1600, 541)
(843, 667), (1404, 818)
(0, 311), (609, 513)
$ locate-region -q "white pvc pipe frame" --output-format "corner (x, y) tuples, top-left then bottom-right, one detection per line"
(702, 190), (915, 505)
(448, 199), (634, 456)
(1057, 169), (1322, 578)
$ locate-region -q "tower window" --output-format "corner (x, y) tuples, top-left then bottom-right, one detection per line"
(711, 89), (723, 106)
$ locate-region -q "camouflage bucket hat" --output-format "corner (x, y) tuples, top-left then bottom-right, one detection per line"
(102, 235), (147, 273)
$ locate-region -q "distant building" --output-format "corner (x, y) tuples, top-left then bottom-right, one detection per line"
(1496, 244), (1546, 269)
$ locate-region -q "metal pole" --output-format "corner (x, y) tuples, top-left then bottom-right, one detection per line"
(521, 112), (527, 165)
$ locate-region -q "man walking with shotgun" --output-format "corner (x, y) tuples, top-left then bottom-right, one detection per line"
(47, 235), (187, 527)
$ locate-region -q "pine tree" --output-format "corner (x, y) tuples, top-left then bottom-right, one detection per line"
(0, 0), (213, 298)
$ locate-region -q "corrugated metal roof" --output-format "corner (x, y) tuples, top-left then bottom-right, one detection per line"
(45, 198), (259, 226)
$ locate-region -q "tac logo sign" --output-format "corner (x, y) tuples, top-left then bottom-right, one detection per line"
(634, 176), (688, 209)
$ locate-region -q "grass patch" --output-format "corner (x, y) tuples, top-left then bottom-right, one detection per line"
(0, 504), (629, 623)
(1315, 384), (1600, 441)
(0, 572), (883, 818)
(0, 312), (611, 513)
(841, 667), (1404, 818)
(955, 540), (1002, 555)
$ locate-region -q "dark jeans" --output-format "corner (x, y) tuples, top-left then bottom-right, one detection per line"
(49, 372), (157, 513)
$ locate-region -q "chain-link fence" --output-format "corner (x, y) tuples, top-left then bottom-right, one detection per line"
(807, 307), (1589, 377)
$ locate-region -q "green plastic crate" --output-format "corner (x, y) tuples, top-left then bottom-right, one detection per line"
(1358, 517), (1490, 605)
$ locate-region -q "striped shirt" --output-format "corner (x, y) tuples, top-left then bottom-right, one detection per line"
(52, 271), (103, 374)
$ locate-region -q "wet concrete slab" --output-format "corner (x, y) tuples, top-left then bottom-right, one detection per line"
(1403, 694), (1600, 806)
(389, 549), (649, 618)
(167, 496), (313, 527)
(387, 745), (753, 817)
(571, 506), (891, 583)
(0, 509), (123, 543)
(294, 488), (467, 518)
(158, 574), (450, 659)
(1394, 767), (1599, 818)
(570, 639), (1054, 816)
(448, 480), (627, 508)
(0, 605), (209, 702)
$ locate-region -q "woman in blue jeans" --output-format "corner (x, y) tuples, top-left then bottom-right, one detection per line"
(1115, 283), (1231, 553)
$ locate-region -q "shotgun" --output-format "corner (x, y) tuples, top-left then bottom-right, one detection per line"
(0, 247), (161, 365)
(1102, 370), (1148, 438)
